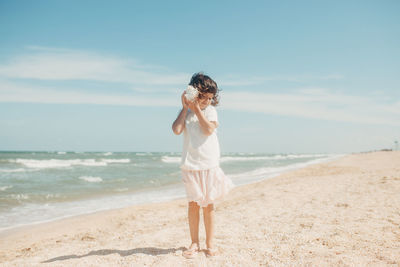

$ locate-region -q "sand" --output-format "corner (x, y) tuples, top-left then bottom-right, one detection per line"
(0, 151), (399, 266)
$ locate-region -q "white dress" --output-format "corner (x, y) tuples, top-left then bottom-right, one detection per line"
(181, 105), (234, 207)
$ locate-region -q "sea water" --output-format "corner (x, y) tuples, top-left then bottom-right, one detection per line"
(0, 151), (342, 232)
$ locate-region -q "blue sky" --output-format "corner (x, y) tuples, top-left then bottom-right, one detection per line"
(0, 0), (399, 153)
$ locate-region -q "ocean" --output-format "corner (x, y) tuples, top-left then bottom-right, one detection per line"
(0, 151), (342, 232)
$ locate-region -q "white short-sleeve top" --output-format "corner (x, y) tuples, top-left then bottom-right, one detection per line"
(181, 105), (220, 170)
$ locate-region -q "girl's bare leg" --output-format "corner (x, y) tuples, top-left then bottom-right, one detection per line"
(188, 201), (200, 248)
(203, 204), (215, 249)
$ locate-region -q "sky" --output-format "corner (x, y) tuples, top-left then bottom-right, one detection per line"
(0, 0), (399, 153)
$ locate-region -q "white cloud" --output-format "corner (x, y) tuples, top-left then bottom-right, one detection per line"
(0, 46), (189, 86)
(0, 47), (397, 127)
(219, 74), (344, 87)
(0, 80), (177, 107)
(0, 47), (344, 88)
(220, 90), (400, 126)
(0, 79), (398, 126)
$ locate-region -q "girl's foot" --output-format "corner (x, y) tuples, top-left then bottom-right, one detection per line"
(182, 243), (200, 259)
(205, 247), (218, 257)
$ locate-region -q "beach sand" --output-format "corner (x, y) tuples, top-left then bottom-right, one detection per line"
(0, 151), (399, 266)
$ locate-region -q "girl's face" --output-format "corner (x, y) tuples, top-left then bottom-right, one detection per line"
(197, 93), (214, 110)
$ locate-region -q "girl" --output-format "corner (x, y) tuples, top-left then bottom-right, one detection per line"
(172, 72), (234, 258)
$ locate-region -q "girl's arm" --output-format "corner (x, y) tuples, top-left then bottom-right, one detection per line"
(189, 102), (218, 136)
(172, 92), (189, 135)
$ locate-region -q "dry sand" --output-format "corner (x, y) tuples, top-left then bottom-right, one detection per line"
(0, 151), (399, 266)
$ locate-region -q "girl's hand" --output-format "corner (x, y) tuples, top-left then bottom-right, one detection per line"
(187, 98), (200, 112)
(181, 91), (189, 110)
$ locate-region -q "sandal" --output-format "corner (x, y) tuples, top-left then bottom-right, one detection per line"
(205, 247), (218, 257)
(182, 243), (200, 259)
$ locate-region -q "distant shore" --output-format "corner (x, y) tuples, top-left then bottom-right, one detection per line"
(1, 151), (399, 266)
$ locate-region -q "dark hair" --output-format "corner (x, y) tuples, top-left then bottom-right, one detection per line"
(189, 72), (220, 106)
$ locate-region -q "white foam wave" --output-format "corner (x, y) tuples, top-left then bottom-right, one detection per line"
(161, 156), (181, 163)
(221, 156), (272, 162)
(0, 185), (13, 191)
(0, 183), (187, 233)
(13, 158), (130, 169)
(9, 194), (29, 200)
(79, 176), (103, 183)
(227, 155), (344, 185)
(101, 159), (130, 164)
(0, 168), (29, 173)
(221, 154), (328, 162)
(103, 152), (113, 156)
(15, 159), (106, 168)
(114, 188), (129, 192)
(57, 151), (67, 155)
(45, 194), (61, 199)
(275, 154), (328, 159)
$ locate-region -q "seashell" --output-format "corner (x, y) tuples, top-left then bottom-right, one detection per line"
(185, 85), (199, 101)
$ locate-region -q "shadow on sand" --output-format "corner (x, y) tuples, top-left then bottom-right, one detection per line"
(42, 246), (186, 263)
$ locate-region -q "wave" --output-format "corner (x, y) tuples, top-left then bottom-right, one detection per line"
(274, 154), (328, 159)
(101, 159), (130, 164)
(2, 193), (63, 204)
(221, 154), (328, 162)
(14, 159), (105, 168)
(114, 188), (129, 192)
(0, 185), (13, 191)
(79, 176), (103, 183)
(0, 183), (187, 233)
(12, 158), (130, 169)
(8, 194), (30, 201)
(161, 156), (181, 163)
(0, 168), (32, 173)
(103, 152), (113, 156)
(44, 193), (62, 199)
(227, 155), (343, 185)
(221, 156), (273, 162)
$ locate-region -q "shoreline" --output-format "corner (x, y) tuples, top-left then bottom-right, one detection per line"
(1, 151), (399, 266)
(0, 154), (343, 235)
